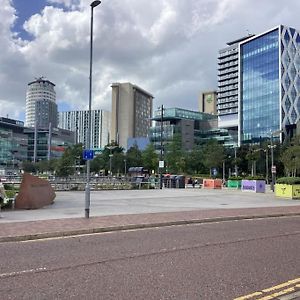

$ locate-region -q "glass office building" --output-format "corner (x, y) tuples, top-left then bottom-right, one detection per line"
(240, 25), (300, 143)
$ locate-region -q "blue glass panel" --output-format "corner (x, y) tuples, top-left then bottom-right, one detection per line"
(290, 28), (296, 38)
(241, 29), (280, 141)
(282, 108), (285, 121)
(284, 30), (290, 43)
(296, 33), (300, 44)
(284, 73), (291, 87)
(291, 107), (297, 123)
(285, 95), (291, 112)
(291, 85), (297, 100)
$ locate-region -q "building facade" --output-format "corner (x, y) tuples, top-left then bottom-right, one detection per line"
(217, 35), (254, 129)
(149, 108), (236, 152)
(59, 110), (110, 150)
(239, 25), (300, 144)
(0, 118), (28, 171)
(25, 77), (57, 128)
(199, 91), (217, 115)
(111, 82), (153, 150)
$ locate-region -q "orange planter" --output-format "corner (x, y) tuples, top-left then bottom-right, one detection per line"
(203, 179), (222, 189)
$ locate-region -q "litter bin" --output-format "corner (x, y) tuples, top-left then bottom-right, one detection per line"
(175, 175), (186, 188)
(170, 175), (177, 188)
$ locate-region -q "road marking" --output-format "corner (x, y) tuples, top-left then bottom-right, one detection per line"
(234, 291), (263, 299)
(278, 290), (300, 300)
(0, 267), (47, 279)
(234, 278), (300, 300)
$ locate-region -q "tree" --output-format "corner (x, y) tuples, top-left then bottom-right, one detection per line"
(165, 134), (185, 174)
(126, 144), (142, 168)
(185, 145), (205, 174)
(280, 145), (300, 176)
(201, 140), (224, 176)
(141, 144), (158, 173)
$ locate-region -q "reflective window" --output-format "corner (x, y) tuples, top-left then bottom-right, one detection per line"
(241, 29), (280, 142)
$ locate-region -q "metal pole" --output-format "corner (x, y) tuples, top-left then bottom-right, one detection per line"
(85, 1), (101, 219)
(159, 105), (164, 189)
(124, 159), (127, 176)
(222, 160), (225, 182)
(47, 122), (52, 161)
(33, 119), (38, 163)
(265, 149), (269, 184)
(270, 134), (274, 192)
(234, 147), (237, 177)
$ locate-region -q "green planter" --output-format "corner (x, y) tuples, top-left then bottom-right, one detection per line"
(227, 180), (241, 189)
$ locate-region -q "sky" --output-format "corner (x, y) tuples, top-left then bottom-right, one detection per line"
(1, 0), (300, 122)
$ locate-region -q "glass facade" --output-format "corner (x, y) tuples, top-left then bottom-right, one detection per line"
(241, 29), (280, 142)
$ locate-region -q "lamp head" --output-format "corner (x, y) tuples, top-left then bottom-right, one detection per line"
(91, 0), (101, 8)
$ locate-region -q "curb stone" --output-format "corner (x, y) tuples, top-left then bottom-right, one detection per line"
(1, 212), (300, 243)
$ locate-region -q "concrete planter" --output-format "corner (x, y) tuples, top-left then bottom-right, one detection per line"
(241, 180), (265, 193)
(227, 180), (241, 189)
(275, 183), (300, 199)
(203, 179), (222, 189)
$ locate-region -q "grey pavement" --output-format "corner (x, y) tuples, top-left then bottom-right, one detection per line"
(1, 187), (300, 242)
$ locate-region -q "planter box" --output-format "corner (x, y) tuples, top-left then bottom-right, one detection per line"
(275, 184), (300, 199)
(241, 180), (265, 193)
(227, 180), (241, 189)
(203, 179), (222, 189)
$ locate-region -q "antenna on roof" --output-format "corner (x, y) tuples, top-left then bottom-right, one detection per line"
(35, 76), (46, 81)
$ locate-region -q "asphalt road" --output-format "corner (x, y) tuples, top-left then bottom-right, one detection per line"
(1, 215), (299, 299)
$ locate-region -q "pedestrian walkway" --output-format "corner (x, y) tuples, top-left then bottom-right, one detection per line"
(1, 206), (300, 243)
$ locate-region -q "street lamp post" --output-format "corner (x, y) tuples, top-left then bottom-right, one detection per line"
(269, 129), (282, 192)
(159, 105), (164, 189)
(124, 159), (127, 176)
(85, 0), (101, 219)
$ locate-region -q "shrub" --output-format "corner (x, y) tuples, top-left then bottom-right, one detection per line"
(228, 176), (243, 181)
(244, 176), (265, 180)
(276, 177), (300, 185)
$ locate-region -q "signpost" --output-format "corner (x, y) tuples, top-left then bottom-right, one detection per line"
(83, 149), (94, 161)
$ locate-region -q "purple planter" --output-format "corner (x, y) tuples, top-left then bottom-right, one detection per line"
(241, 180), (266, 193)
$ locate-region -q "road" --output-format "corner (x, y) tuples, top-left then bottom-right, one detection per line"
(0, 216), (299, 299)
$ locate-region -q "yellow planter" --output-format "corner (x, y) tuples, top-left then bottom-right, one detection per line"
(275, 184), (300, 199)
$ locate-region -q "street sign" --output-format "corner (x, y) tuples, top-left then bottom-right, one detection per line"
(212, 167), (218, 176)
(159, 160), (164, 168)
(83, 149), (94, 160)
(271, 165), (276, 174)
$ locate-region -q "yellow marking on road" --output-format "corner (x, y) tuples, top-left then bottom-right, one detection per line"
(257, 286), (295, 300)
(262, 278), (300, 293)
(234, 278), (300, 300)
(234, 292), (263, 299)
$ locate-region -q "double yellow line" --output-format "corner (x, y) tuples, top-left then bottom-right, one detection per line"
(234, 277), (300, 300)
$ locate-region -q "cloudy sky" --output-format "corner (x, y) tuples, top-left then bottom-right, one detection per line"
(1, 0), (300, 121)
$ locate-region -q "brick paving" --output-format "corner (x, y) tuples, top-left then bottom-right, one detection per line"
(1, 206), (300, 242)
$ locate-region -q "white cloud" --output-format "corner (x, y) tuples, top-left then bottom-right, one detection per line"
(1, 0), (300, 120)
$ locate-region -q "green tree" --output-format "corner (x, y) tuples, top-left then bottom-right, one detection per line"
(141, 143), (158, 173)
(126, 144), (143, 168)
(185, 145), (205, 174)
(202, 140), (224, 176)
(165, 134), (185, 174)
(280, 145), (300, 176)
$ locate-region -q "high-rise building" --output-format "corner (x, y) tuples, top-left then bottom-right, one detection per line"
(217, 35), (254, 129)
(199, 91), (217, 115)
(58, 110), (111, 149)
(111, 82), (153, 149)
(239, 25), (300, 144)
(25, 77), (57, 128)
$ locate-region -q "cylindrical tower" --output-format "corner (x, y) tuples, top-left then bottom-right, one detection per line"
(25, 77), (57, 128)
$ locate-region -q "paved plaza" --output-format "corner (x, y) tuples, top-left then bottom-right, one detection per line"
(1, 187), (300, 223)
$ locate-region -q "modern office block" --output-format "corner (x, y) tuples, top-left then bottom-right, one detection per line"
(239, 25), (300, 143)
(59, 110), (110, 150)
(25, 77), (57, 128)
(217, 35), (254, 129)
(199, 91), (217, 115)
(0, 118), (28, 170)
(150, 107), (236, 151)
(111, 82), (153, 150)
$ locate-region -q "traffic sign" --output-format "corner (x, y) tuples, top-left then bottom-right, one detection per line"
(271, 165), (276, 174)
(83, 149), (94, 160)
